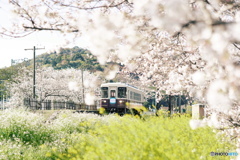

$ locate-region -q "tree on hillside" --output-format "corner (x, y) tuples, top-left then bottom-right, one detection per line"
(72, 52), (84, 61)
(2, 0), (240, 151)
(34, 46), (104, 71)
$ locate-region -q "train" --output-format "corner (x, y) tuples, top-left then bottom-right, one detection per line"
(100, 82), (145, 114)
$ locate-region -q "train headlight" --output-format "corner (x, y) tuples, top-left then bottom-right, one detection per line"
(119, 100), (123, 103)
(103, 100), (106, 103)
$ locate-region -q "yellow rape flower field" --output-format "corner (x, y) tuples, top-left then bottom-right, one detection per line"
(0, 109), (236, 160)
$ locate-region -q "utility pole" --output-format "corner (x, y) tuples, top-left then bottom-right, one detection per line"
(25, 46), (45, 99)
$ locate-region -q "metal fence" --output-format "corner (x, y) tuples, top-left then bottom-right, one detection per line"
(23, 98), (97, 110)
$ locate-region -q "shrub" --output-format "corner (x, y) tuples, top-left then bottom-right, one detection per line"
(0, 109), (55, 146)
(0, 109), (105, 160)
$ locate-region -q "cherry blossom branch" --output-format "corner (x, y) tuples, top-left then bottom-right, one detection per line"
(233, 43), (240, 50)
(9, 0), (35, 26)
(55, 0), (132, 10)
(23, 25), (79, 32)
(0, 31), (35, 38)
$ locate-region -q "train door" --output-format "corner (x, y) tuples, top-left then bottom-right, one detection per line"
(110, 89), (117, 107)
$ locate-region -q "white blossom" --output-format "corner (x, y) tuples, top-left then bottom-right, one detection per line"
(192, 71), (205, 85)
(68, 81), (79, 92)
(85, 93), (95, 105)
(207, 80), (231, 112)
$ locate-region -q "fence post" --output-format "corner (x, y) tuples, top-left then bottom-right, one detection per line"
(51, 98), (53, 110)
(65, 100), (67, 110)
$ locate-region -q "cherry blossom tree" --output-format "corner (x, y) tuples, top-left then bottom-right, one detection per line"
(5, 67), (101, 107)
(2, 0), (240, 153)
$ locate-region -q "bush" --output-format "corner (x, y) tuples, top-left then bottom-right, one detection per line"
(0, 109), (55, 146)
(0, 109), (108, 160)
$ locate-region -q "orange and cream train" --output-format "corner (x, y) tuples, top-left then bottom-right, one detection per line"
(100, 82), (145, 114)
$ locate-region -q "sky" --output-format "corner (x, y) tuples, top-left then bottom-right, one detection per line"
(0, 1), (89, 69)
(0, 31), (88, 68)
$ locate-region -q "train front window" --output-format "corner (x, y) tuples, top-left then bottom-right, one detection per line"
(118, 87), (127, 98)
(101, 87), (108, 98)
(110, 90), (116, 98)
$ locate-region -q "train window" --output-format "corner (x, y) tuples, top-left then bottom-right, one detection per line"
(101, 87), (108, 98)
(110, 90), (116, 98)
(118, 87), (127, 98)
(133, 92), (141, 101)
(130, 91), (133, 99)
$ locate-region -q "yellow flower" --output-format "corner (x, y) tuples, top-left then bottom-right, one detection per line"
(45, 152), (51, 157)
(99, 107), (106, 114)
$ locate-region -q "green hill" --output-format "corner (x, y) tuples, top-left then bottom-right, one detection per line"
(23, 46), (105, 71)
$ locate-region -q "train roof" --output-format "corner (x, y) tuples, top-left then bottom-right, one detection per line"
(101, 82), (143, 92)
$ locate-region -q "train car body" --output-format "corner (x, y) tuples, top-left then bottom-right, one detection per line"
(100, 82), (145, 113)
